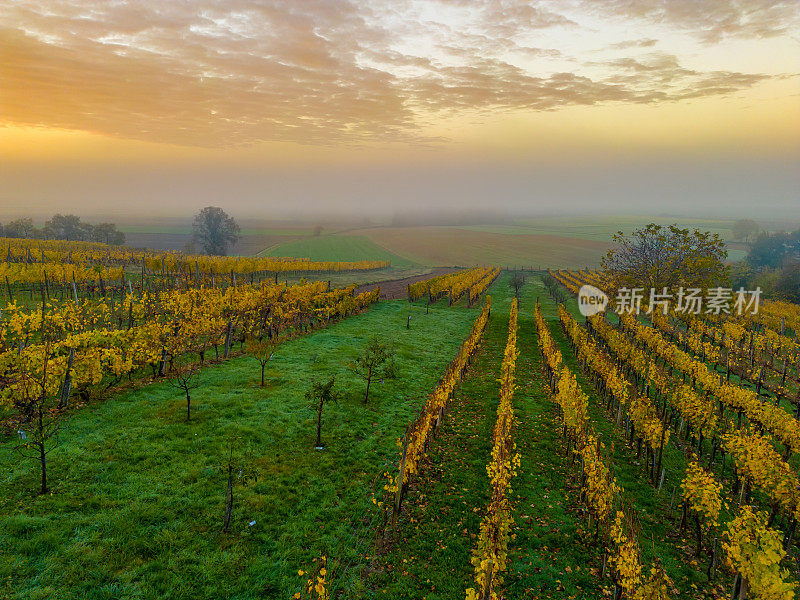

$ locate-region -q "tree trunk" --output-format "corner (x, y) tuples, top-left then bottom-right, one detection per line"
(223, 465), (234, 532)
(261, 363), (266, 387)
(58, 347), (75, 409)
(316, 400), (323, 447)
(186, 391), (191, 421)
(39, 442), (48, 495)
(695, 514), (703, 556)
(38, 407), (48, 494)
(364, 367), (372, 404)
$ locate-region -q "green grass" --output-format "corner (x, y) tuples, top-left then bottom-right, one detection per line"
(261, 235), (416, 269)
(0, 300), (479, 600)
(538, 285), (727, 597)
(540, 277), (800, 596)
(368, 274), (604, 599)
(508, 215), (755, 242)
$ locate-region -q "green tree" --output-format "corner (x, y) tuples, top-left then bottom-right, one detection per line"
(44, 214), (92, 241)
(747, 232), (788, 270)
(747, 229), (800, 270)
(350, 336), (396, 405)
(732, 219), (759, 243)
(192, 207), (240, 256)
(305, 376), (340, 448)
(92, 222), (126, 245)
(775, 259), (800, 303)
(4, 217), (38, 239)
(602, 223), (727, 292)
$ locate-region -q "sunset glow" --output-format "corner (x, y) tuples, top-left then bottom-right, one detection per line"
(1, 1), (798, 217)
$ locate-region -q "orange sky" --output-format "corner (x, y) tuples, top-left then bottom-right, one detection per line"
(1, 1), (798, 217)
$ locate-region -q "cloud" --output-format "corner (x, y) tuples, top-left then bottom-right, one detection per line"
(586, 0), (800, 43)
(0, 0), (787, 148)
(607, 38), (658, 50)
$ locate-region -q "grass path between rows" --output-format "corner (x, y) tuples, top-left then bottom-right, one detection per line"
(367, 274), (603, 599)
(540, 281), (731, 598)
(368, 273), (743, 599)
(504, 281), (603, 599)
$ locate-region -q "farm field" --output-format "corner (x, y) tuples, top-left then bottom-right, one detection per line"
(0, 297), (480, 600)
(117, 214), (789, 269)
(357, 226), (610, 269)
(262, 215), (797, 269)
(261, 235), (416, 270)
(3, 237), (800, 599)
(6, 2), (800, 598)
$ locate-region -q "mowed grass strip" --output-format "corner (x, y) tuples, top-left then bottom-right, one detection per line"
(0, 300), (478, 600)
(367, 285), (504, 600)
(368, 273), (598, 600)
(536, 278), (732, 598)
(504, 278), (603, 599)
(262, 234), (416, 269)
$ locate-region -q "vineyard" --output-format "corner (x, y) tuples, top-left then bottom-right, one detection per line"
(0, 237), (390, 301)
(2, 242), (800, 599)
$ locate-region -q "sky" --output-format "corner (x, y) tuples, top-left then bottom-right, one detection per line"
(1, 0), (799, 221)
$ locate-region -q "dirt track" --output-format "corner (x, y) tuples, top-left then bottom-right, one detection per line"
(354, 268), (459, 300)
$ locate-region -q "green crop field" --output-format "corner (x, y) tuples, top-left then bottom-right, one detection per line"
(261, 234), (417, 269)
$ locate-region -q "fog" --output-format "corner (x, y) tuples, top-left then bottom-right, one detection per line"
(2, 154), (798, 225)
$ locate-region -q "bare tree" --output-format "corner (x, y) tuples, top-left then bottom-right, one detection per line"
(13, 345), (68, 494)
(245, 336), (276, 387)
(509, 272), (525, 301)
(168, 365), (202, 421)
(350, 336), (396, 405)
(220, 439), (259, 533)
(305, 376), (340, 448)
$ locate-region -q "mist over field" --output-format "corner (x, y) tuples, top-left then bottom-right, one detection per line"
(3, 156), (799, 223)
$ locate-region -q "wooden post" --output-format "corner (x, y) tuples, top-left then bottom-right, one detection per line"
(159, 348), (167, 376)
(393, 436), (410, 521)
(224, 320), (233, 359)
(58, 348), (76, 408)
(480, 559), (494, 600)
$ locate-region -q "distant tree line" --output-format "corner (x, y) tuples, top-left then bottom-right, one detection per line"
(0, 214), (126, 245)
(730, 226), (800, 303)
(746, 228), (800, 270)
